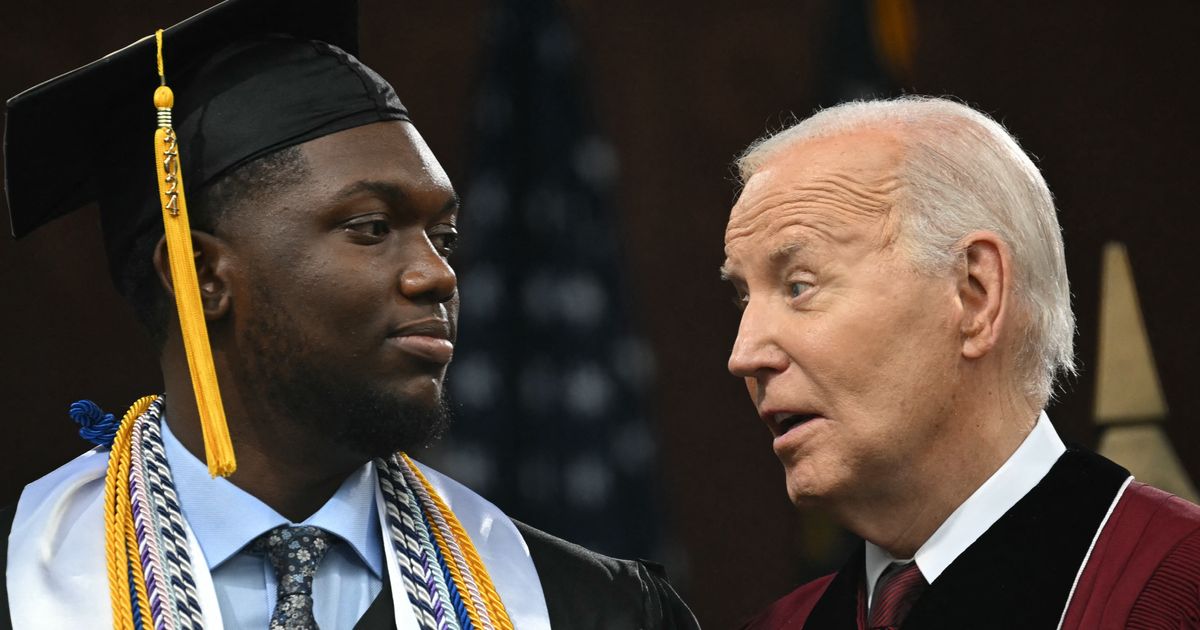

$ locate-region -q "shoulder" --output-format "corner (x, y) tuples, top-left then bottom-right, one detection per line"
(17, 448), (109, 508)
(408, 460), (537, 571)
(1062, 480), (1200, 628)
(1119, 481), (1200, 530)
(514, 521), (699, 630)
(411, 461), (697, 628)
(9, 448), (108, 538)
(514, 520), (644, 589)
(1089, 480), (1200, 572)
(1128, 524), (1200, 625)
(739, 574), (836, 630)
(1120, 483), (1200, 624)
(4, 450), (110, 629)
(10, 448), (109, 541)
(1102, 481), (1200, 570)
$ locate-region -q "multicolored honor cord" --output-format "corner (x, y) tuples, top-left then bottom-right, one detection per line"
(100, 396), (514, 630)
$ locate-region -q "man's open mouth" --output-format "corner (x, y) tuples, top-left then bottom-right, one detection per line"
(773, 413), (819, 435)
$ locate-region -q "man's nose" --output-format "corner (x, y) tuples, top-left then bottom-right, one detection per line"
(399, 237), (457, 303)
(728, 302), (788, 378)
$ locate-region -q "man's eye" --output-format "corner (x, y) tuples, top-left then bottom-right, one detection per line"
(346, 219), (390, 238)
(732, 292), (748, 311)
(789, 282), (812, 299)
(430, 228), (459, 256)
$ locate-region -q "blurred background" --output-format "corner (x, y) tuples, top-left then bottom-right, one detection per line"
(2, 1), (1198, 627)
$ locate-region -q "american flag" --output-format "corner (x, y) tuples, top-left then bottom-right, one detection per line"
(426, 0), (663, 560)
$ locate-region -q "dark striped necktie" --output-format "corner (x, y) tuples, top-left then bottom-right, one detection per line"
(868, 562), (927, 630)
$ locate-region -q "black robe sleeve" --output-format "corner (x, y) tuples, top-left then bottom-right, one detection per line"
(515, 521), (700, 630)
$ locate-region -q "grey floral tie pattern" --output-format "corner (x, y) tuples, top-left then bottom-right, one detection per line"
(250, 525), (333, 629)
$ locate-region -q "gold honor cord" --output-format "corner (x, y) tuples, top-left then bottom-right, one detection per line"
(104, 395), (158, 630)
(401, 453), (516, 629)
(153, 30), (236, 477)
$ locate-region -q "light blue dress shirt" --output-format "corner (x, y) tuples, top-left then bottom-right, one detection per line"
(162, 421), (384, 629)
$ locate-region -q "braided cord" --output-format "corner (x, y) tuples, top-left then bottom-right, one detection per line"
(393, 480), (458, 624)
(127, 482), (155, 630)
(400, 454), (514, 630)
(130, 408), (180, 630)
(104, 395), (157, 630)
(125, 419), (156, 630)
(376, 459), (444, 630)
(402, 467), (490, 630)
(108, 397), (204, 630)
(422, 506), (475, 630)
(140, 409), (205, 629)
(387, 461), (459, 630)
(129, 566), (146, 630)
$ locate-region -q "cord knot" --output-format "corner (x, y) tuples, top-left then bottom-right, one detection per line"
(69, 399), (118, 446)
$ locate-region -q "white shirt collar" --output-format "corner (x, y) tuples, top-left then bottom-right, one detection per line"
(864, 411), (1066, 603)
(161, 419), (384, 577)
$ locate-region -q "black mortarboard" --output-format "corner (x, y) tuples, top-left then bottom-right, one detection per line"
(5, 0), (409, 269)
(3, 0), (411, 476)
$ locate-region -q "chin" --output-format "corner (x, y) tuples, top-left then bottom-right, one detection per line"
(786, 485), (826, 510)
(236, 307), (455, 460)
(782, 463), (841, 510)
(325, 391), (452, 459)
(390, 378), (446, 410)
(254, 359), (453, 459)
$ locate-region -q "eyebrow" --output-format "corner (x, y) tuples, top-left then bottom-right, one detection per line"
(768, 240), (806, 263)
(719, 238), (811, 281)
(332, 180), (460, 218)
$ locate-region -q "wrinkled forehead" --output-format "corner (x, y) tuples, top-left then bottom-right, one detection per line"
(724, 130), (906, 256)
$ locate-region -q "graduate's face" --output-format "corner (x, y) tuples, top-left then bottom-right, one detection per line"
(723, 130), (964, 514)
(221, 121), (459, 456)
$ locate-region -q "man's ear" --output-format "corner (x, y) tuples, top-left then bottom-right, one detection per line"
(152, 230), (234, 320)
(956, 231), (1012, 360)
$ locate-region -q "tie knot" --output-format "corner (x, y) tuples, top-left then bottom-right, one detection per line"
(250, 525), (333, 595)
(870, 562), (927, 629)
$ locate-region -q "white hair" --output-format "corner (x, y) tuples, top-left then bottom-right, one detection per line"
(736, 96), (1074, 407)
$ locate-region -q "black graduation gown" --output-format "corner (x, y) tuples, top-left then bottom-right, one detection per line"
(350, 521), (698, 630)
(0, 507), (698, 630)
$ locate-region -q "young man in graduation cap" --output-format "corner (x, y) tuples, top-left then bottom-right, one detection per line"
(1, 1), (698, 628)
(721, 97), (1200, 629)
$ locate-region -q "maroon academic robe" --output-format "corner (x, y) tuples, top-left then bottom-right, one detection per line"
(743, 448), (1200, 629)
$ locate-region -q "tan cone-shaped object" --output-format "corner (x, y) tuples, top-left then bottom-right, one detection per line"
(1097, 425), (1198, 502)
(1093, 242), (1197, 502)
(1094, 242), (1166, 422)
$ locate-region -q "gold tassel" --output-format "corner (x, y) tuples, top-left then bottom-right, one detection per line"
(152, 30), (236, 477)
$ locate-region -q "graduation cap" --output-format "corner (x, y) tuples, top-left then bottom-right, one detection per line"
(4, 0), (411, 476)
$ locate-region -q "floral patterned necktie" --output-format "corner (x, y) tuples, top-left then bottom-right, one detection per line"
(251, 525), (334, 629)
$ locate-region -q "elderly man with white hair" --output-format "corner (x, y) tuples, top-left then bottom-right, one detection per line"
(721, 97), (1200, 629)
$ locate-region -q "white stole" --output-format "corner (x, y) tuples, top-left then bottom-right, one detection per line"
(8, 449), (550, 629)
